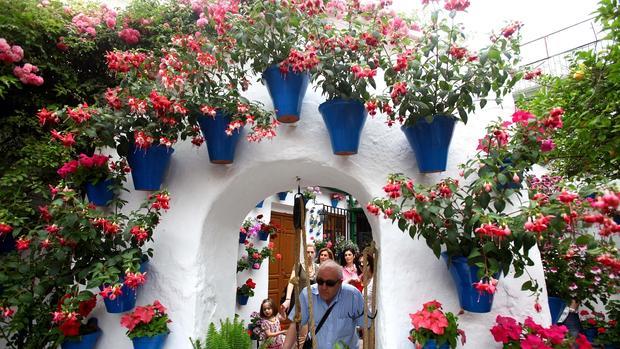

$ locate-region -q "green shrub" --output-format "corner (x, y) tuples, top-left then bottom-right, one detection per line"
(191, 317), (251, 349)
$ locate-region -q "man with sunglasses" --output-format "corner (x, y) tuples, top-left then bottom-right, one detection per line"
(282, 260), (366, 349)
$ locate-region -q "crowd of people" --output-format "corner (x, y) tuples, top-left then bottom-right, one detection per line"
(255, 244), (374, 349)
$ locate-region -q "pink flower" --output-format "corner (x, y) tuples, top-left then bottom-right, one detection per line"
(449, 45), (468, 60)
(540, 139), (555, 152)
(13, 63), (44, 86)
(124, 272), (147, 289)
(16, 237), (31, 251)
(490, 315), (522, 343)
(444, 0), (470, 11)
(118, 28), (141, 45)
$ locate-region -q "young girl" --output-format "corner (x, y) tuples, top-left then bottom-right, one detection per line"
(259, 298), (286, 349)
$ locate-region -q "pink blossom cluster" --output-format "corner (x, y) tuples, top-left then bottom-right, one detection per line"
(294, 0), (325, 16)
(203, 0), (239, 36)
(246, 121), (279, 142)
(0, 38), (24, 63)
(150, 192), (170, 211)
(13, 63), (44, 86)
(130, 226), (149, 244)
(279, 47), (320, 74)
(57, 154), (109, 178)
(524, 214), (554, 234)
(351, 65), (377, 79)
(523, 67), (542, 80)
(118, 28), (141, 45)
(92, 218), (121, 235)
(15, 237), (31, 251)
(475, 223), (511, 238)
(124, 271), (147, 289)
(444, 0), (470, 12)
(71, 13), (101, 37)
(99, 284), (123, 300)
(409, 300), (449, 335)
(36, 108), (59, 126)
(477, 124), (510, 153)
(490, 315), (592, 349)
(120, 301), (168, 332)
(50, 130), (76, 147)
(473, 277), (498, 294)
(500, 21), (523, 39)
(102, 5), (117, 29)
(0, 222), (13, 236)
(105, 51), (149, 73)
(0, 306), (14, 318)
(66, 103), (94, 124)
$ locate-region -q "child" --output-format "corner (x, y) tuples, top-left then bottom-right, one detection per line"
(259, 298), (286, 349)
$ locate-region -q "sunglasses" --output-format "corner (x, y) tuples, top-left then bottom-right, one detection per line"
(316, 278), (340, 287)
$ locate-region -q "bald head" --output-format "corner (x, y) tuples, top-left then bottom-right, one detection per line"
(317, 260), (343, 280)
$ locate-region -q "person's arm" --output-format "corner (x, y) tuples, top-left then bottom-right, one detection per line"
(282, 324), (298, 349)
(280, 269), (297, 313)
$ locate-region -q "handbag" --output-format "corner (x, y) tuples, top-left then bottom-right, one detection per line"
(302, 301), (337, 349)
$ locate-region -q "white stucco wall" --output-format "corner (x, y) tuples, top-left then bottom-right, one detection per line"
(87, 81), (551, 349)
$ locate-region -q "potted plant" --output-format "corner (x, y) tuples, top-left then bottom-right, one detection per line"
(527, 177), (620, 322)
(54, 293), (101, 349)
(233, 1), (321, 123)
(120, 300), (171, 349)
(490, 315), (592, 349)
(164, 33), (278, 164)
(258, 220), (280, 241)
(56, 154), (128, 206)
(408, 300), (465, 349)
(277, 191), (289, 201)
(241, 242), (277, 271)
(310, 2), (391, 155)
(370, 108), (567, 312)
(580, 309), (607, 344)
(375, 1), (522, 172)
(596, 300), (620, 348)
(330, 192), (346, 208)
(236, 278), (256, 306)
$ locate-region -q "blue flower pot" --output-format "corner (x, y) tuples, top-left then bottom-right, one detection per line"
(402, 115), (456, 173)
(197, 111), (242, 164)
(61, 330), (102, 349)
(0, 232), (15, 253)
(258, 230), (269, 241)
(256, 200), (263, 208)
(548, 296), (566, 324)
(85, 179), (115, 206)
(101, 282), (137, 313)
(239, 232), (247, 244)
(132, 333), (168, 349)
(238, 294), (249, 306)
(331, 199), (339, 208)
(127, 144), (174, 191)
(262, 65), (309, 123)
(441, 252), (497, 313)
(417, 339), (450, 349)
(583, 327), (597, 344)
(277, 192), (288, 201)
(319, 99), (368, 155)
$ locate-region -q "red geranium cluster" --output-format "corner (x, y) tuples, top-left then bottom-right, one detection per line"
(409, 300), (465, 349)
(120, 300), (169, 334)
(237, 278), (257, 297)
(490, 315), (591, 349)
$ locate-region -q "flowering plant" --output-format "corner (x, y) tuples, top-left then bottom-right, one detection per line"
(232, 0), (321, 75)
(596, 300), (620, 346)
(52, 293), (98, 338)
(579, 309), (607, 331)
(240, 217), (261, 240)
(302, 186), (321, 202)
(408, 300), (465, 349)
(375, 0), (522, 126)
(238, 242), (277, 271)
(56, 153), (129, 189)
(120, 300), (170, 339)
(330, 192), (346, 201)
(236, 278), (257, 298)
(248, 311), (262, 340)
(370, 108), (568, 297)
(527, 177), (619, 307)
(490, 315), (591, 349)
(310, 2), (388, 102)
(259, 221), (280, 239)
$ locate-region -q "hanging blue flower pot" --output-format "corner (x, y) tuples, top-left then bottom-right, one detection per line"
(262, 65), (310, 123)
(256, 200), (263, 208)
(277, 192), (288, 201)
(85, 179), (115, 206)
(331, 199), (339, 208)
(583, 327), (597, 344)
(548, 296), (567, 324)
(239, 231), (247, 244)
(197, 111), (242, 164)
(319, 99), (368, 155)
(61, 330), (102, 349)
(441, 252), (497, 313)
(0, 233), (15, 253)
(237, 294), (249, 306)
(126, 144), (174, 191)
(101, 282), (137, 313)
(417, 339), (450, 349)
(258, 230), (269, 241)
(132, 333), (168, 349)
(402, 115), (456, 173)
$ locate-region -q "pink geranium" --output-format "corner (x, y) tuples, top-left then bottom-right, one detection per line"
(491, 315), (591, 349)
(409, 300), (464, 348)
(120, 301), (170, 338)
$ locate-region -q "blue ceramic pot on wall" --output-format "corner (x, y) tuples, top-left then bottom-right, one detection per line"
(318, 99), (368, 155)
(258, 230), (269, 241)
(548, 296), (567, 324)
(331, 199), (339, 208)
(61, 330), (102, 349)
(402, 115), (456, 173)
(85, 179), (115, 206)
(262, 65), (310, 123)
(238, 294), (249, 305)
(126, 144), (174, 191)
(197, 111), (242, 164)
(239, 231), (247, 244)
(132, 333), (168, 349)
(277, 192), (288, 201)
(441, 252), (497, 313)
(417, 339), (450, 349)
(101, 282), (138, 313)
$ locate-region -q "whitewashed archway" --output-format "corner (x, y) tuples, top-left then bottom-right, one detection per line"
(90, 85), (549, 348)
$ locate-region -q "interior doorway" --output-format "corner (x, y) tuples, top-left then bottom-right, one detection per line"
(268, 212), (296, 306)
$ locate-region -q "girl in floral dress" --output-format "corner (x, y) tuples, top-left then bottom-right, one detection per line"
(259, 298), (286, 349)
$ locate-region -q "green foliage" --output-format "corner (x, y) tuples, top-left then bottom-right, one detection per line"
(515, 0), (620, 181)
(191, 317), (251, 349)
